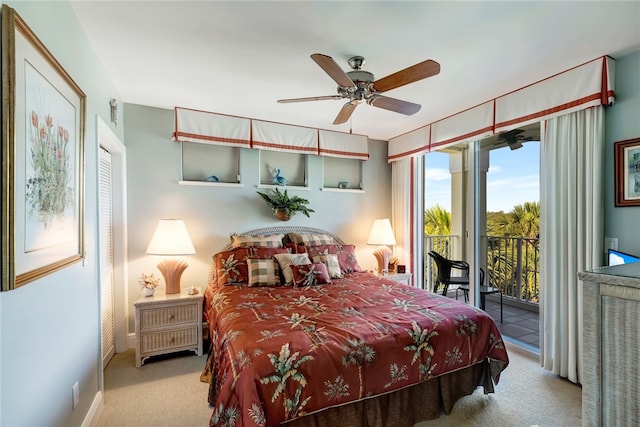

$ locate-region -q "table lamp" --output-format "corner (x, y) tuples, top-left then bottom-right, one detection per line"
(367, 218), (396, 275)
(146, 219), (196, 294)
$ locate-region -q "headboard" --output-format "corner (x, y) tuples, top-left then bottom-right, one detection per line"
(221, 226), (345, 251)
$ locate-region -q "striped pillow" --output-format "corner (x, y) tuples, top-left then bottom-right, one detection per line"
(247, 258), (281, 287)
(230, 233), (284, 248)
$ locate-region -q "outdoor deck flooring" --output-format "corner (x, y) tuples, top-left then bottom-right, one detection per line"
(444, 290), (540, 350)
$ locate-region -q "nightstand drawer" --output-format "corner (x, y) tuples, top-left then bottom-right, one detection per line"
(139, 302), (199, 330)
(140, 327), (198, 353)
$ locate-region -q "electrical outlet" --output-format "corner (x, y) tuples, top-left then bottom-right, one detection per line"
(604, 237), (618, 254)
(72, 381), (79, 409)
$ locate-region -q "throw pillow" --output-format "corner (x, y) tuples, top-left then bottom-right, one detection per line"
(247, 258), (281, 287)
(290, 263), (331, 287)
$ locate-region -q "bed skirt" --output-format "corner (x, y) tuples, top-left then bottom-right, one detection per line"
(202, 352), (490, 426)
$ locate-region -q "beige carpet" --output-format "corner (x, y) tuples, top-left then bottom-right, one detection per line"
(98, 344), (581, 427)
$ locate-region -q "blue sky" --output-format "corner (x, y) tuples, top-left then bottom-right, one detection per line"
(425, 141), (540, 213)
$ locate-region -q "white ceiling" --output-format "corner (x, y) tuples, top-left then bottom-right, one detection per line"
(69, 1), (640, 141)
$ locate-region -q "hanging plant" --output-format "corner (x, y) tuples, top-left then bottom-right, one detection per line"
(256, 188), (314, 221)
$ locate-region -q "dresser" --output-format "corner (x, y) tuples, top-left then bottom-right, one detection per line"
(134, 289), (203, 367)
(578, 263), (640, 427)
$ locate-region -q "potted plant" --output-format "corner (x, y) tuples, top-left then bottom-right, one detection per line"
(256, 188), (315, 221)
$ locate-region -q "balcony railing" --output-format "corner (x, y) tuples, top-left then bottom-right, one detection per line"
(425, 235), (540, 306)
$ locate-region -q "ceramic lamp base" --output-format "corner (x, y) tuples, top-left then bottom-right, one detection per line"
(156, 258), (189, 294)
(372, 246), (392, 275)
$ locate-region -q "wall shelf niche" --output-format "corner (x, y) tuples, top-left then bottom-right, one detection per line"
(259, 150), (308, 188)
(179, 142), (243, 187)
(321, 156), (364, 193)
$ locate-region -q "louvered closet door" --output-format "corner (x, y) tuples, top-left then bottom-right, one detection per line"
(99, 148), (116, 367)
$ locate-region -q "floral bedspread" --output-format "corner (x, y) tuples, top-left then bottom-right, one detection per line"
(206, 272), (509, 426)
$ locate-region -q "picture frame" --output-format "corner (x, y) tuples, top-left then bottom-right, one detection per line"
(2, 5), (86, 291)
(614, 138), (640, 207)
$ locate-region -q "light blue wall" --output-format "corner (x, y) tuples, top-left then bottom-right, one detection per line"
(123, 104), (393, 330)
(604, 50), (640, 256)
(0, 1), (122, 426)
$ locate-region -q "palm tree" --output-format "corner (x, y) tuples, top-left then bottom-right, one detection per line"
(341, 337), (376, 398)
(507, 201), (540, 238)
(424, 204), (452, 235)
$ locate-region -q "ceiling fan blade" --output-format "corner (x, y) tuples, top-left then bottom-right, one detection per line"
(369, 95), (421, 115)
(372, 59), (440, 93)
(333, 102), (358, 125)
(311, 53), (356, 88)
(277, 95), (343, 103)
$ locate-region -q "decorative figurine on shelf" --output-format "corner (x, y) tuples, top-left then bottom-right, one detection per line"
(338, 181), (349, 189)
(271, 167), (288, 186)
(205, 175), (219, 182)
(138, 273), (160, 297)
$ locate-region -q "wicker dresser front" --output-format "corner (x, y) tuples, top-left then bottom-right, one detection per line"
(134, 290), (203, 367)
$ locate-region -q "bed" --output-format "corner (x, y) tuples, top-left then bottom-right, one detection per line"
(202, 227), (509, 427)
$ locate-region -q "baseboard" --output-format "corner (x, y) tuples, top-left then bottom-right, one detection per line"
(82, 391), (103, 427)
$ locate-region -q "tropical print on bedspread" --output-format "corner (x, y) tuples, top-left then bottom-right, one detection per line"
(207, 272), (509, 427)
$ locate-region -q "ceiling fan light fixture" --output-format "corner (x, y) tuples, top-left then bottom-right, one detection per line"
(278, 53), (439, 124)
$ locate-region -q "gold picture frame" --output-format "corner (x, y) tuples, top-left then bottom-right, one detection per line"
(614, 138), (640, 207)
(2, 5), (86, 291)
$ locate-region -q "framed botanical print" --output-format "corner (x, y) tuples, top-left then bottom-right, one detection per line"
(614, 138), (640, 207)
(2, 5), (86, 290)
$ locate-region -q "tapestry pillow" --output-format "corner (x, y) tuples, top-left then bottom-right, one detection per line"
(214, 247), (289, 286)
(305, 244), (341, 258)
(312, 253), (343, 278)
(290, 263), (331, 287)
(337, 244), (363, 274)
(247, 258), (281, 287)
(230, 233), (285, 248)
(273, 253), (311, 285)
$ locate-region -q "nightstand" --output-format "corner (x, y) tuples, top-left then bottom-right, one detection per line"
(384, 273), (412, 286)
(134, 289), (203, 367)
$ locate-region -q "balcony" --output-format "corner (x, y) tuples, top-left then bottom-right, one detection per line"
(425, 235), (540, 350)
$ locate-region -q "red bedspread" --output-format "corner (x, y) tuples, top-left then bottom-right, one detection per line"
(206, 272), (509, 426)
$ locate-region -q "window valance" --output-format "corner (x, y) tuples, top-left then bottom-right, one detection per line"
(318, 130), (369, 160)
(172, 107), (250, 148)
(388, 126), (430, 162)
(172, 108), (369, 159)
(251, 120), (318, 154)
(388, 56), (615, 162)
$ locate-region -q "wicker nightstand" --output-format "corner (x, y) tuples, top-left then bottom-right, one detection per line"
(134, 289), (203, 367)
(384, 273), (413, 286)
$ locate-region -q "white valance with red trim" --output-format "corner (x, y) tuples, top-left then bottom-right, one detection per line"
(388, 56), (615, 162)
(494, 57), (615, 133)
(251, 120), (318, 154)
(430, 101), (495, 152)
(318, 130), (369, 160)
(387, 126), (430, 162)
(172, 107), (251, 148)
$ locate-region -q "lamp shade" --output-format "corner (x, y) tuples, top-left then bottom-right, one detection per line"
(367, 219), (397, 246)
(146, 219), (196, 255)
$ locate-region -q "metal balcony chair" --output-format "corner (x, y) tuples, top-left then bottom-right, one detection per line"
(427, 250), (472, 296)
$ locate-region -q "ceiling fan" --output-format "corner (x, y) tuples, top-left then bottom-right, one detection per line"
(277, 53), (440, 125)
(498, 129), (535, 150)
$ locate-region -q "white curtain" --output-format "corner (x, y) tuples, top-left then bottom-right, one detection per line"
(540, 106), (604, 384)
(392, 156), (424, 288)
